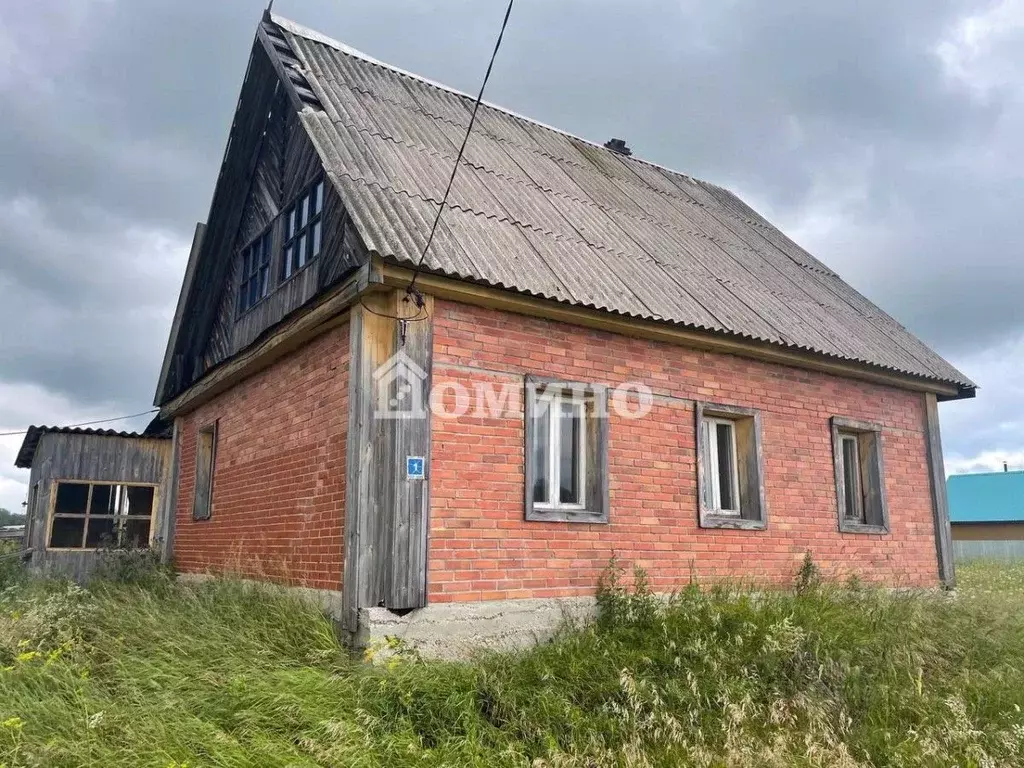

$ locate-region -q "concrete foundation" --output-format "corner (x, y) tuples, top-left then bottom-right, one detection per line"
(177, 573), (599, 659)
(359, 596), (598, 659)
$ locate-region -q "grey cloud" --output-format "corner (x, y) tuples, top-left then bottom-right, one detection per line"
(0, 0), (1021, 514)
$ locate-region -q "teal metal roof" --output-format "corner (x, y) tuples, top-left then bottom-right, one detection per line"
(948, 471), (1024, 523)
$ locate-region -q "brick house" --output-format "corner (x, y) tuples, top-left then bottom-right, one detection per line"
(149, 13), (973, 647)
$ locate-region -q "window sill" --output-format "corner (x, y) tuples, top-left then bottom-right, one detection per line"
(839, 521), (889, 535)
(699, 513), (766, 531)
(527, 507), (608, 524)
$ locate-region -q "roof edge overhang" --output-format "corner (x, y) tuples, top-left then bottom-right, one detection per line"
(159, 262), (375, 419)
(15, 427), (170, 470)
(377, 259), (975, 402)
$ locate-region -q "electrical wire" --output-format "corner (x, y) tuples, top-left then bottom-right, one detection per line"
(404, 0), (516, 298)
(0, 409), (159, 438)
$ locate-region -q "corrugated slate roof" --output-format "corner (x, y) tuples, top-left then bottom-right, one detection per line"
(15, 427), (169, 469)
(270, 15), (974, 393)
(948, 471), (1024, 523)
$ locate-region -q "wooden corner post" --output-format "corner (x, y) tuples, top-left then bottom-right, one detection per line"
(342, 290), (433, 633)
(924, 393), (956, 588)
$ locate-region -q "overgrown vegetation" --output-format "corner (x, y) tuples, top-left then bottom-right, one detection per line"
(1, 558), (1024, 766)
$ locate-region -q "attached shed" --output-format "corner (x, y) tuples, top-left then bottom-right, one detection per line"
(14, 425), (174, 579)
(948, 470), (1024, 560)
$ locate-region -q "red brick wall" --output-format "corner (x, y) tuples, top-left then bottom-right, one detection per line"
(173, 321), (349, 591)
(429, 299), (940, 602)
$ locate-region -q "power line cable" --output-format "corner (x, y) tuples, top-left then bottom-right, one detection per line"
(0, 409), (159, 438)
(404, 0), (516, 299)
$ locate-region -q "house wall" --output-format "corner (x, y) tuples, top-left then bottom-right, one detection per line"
(25, 433), (171, 580)
(172, 319), (350, 591)
(427, 299), (941, 602)
(952, 522), (1024, 561)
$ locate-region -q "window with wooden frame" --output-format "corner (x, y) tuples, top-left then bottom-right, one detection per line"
(525, 379), (609, 523)
(696, 402), (767, 529)
(831, 417), (889, 533)
(237, 229), (272, 315)
(281, 178), (325, 281)
(192, 422), (218, 521)
(47, 481), (156, 550)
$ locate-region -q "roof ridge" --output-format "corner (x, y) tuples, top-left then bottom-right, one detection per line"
(950, 470), (1024, 479)
(269, 13), (709, 188)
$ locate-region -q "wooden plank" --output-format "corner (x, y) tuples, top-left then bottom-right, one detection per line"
(387, 296), (433, 609)
(380, 264), (967, 400)
(159, 420), (182, 563)
(341, 292), (396, 630)
(925, 393), (956, 587)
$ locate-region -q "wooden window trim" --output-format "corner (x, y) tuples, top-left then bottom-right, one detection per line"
(236, 227), (273, 317)
(281, 177), (325, 283)
(831, 416), (890, 535)
(45, 480), (159, 552)
(696, 402), (767, 530)
(524, 377), (609, 524)
(192, 421), (218, 521)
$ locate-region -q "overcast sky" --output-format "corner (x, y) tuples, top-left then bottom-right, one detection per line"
(1, 0), (1022, 513)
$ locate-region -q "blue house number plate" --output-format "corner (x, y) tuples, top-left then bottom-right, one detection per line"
(406, 456), (425, 480)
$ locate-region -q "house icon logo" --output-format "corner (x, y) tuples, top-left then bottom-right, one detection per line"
(373, 350), (428, 419)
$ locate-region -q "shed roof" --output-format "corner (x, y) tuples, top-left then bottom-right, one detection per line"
(264, 14), (974, 396)
(15, 427), (169, 470)
(948, 471), (1024, 524)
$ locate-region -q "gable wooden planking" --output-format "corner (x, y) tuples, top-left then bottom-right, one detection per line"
(197, 83), (368, 377)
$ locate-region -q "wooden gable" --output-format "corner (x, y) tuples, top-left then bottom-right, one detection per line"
(156, 18), (369, 406)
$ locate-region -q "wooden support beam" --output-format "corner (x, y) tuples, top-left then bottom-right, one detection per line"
(925, 393), (956, 588)
(342, 289), (433, 632)
(158, 420), (182, 564)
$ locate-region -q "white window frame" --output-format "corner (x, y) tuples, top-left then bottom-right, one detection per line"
(839, 433), (865, 522)
(532, 390), (587, 511)
(704, 416), (741, 515)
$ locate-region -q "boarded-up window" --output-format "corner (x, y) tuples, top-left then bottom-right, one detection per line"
(192, 422), (217, 521)
(47, 482), (156, 550)
(696, 402), (767, 530)
(831, 417), (889, 534)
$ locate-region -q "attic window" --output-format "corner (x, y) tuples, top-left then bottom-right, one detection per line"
(237, 230), (272, 314)
(831, 417), (889, 534)
(282, 178), (324, 280)
(47, 482), (156, 550)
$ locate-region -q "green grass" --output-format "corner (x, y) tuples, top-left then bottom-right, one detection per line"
(1, 558), (1024, 767)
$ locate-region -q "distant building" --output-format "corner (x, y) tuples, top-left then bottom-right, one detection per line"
(0, 525), (25, 542)
(14, 424), (173, 579)
(948, 470), (1024, 560)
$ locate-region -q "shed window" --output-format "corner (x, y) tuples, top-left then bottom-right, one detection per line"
(525, 380), (608, 523)
(192, 422), (218, 521)
(696, 403), (767, 529)
(831, 417), (889, 533)
(47, 482), (156, 550)
(237, 230), (272, 314)
(282, 178), (324, 280)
